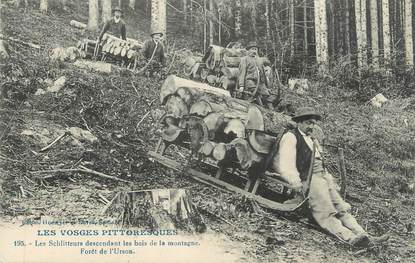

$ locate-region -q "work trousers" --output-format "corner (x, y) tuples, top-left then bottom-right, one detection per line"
(308, 159), (367, 242)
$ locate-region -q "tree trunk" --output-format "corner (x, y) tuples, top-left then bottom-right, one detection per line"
(0, 2), (9, 60)
(129, 0), (136, 9)
(404, 0), (413, 66)
(251, 3), (258, 41)
(265, 0), (271, 43)
(345, 0), (351, 57)
(40, 0), (48, 13)
(183, 0), (187, 21)
(209, 0), (214, 45)
(151, 0), (167, 39)
(303, 0), (308, 56)
(88, 0), (99, 31)
(370, 0), (379, 67)
(382, 0), (391, 64)
(203, 0), (207, 52)
(314, 0), (329, 67)
(102, 0), (112, 23)
(234, 0), (242, 38)
(246, 105), (294, 135)
(289, 0), (295, 60)
(355, 0), (367, 68)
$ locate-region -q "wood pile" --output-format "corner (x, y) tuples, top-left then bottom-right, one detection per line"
(75, 33), (143, 68)
(159, 75), (295, 171)
(184, 45), (277, 108)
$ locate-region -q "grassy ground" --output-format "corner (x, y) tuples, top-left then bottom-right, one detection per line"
(1, 2), (415, 263)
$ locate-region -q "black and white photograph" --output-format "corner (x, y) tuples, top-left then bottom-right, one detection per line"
(0, 0), (414, 262)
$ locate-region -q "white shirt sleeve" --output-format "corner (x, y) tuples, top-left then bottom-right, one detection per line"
(272, 132), (302, 187)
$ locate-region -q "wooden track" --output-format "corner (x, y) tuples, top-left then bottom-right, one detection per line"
(148, 151), (308, 212)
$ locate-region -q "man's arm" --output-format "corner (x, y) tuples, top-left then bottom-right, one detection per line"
(272, 132), (302, 189)
(238, 57), (247, 89)
(160, 45), (166, 66)
(142, 40), (151, 60)
(98, 21), (110, 42)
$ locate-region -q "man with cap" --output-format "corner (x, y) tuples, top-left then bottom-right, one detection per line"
(238, 41), (272, 107)
(142, 30), (166, 76)
(271, 107), (389, 248)
(98, 6), (127, 42)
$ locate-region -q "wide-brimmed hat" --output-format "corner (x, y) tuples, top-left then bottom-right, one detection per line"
(292, 107), (321, 122)
(246, 41), (258, 50)
(151, 29), (163, 37)
(112, 6), (122, 13)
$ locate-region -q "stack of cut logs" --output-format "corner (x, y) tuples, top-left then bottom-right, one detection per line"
(76, 33), (143, 67)
(185, 45), (272, 92)
(159, 75), (295, 171)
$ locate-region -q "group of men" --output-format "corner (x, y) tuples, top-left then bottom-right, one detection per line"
(95, 6), (389, 250)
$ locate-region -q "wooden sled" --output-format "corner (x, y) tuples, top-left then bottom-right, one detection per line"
(148, 131), (309, 212)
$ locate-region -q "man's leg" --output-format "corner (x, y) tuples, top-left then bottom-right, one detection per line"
(325, 173), (367, 235)
(309, 174), (357, 242)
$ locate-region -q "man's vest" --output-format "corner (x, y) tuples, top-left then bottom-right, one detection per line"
(293, 128), (313, 182)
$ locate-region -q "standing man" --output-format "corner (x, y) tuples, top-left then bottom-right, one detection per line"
(98, 6), (127, 42)
(238, 41), (272, 108)
(141, 30), (166, 77)
(272, 107), (389, 248)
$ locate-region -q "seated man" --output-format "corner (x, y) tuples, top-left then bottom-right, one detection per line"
(238, 41), (273, 108)
(98, 6), (127, 42)
(141, 30), (166, 77)
(272, 107), (389, 248)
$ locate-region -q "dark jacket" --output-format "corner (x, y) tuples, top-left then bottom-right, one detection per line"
(238, 56), (269, 88)
(98, 18), (126, 41)
(142, 39), (166, 65)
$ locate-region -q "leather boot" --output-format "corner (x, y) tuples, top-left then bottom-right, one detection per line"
(350, 234), (370, 248)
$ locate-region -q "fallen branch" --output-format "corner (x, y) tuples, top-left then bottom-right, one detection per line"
(101, 193), (119, 215)
(136, 111), (151, 128)
(39, 132), (68, 152)
(31, 166), (131, 184)
(0, 34), (41, 49)
(98, 193), (110, 204)
(78, 165), (131, 183)
(197, 206), (236, 227)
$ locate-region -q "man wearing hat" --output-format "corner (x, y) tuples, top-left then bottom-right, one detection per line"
(238, 41), (272, 107)
(142, 30), (166, 76)
(271, 107), (389, 248)
(98, 6), (127, 42)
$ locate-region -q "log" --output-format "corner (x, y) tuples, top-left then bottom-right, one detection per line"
(246, 105), (294, 135)
(221, 67), (239, 79)
(114, 45), (122, 56)
(189, 99), (227, 116)
(248, 130), (277, 154)
(160, 75), (231, 104)
(231, 138), (264, 170)
(165, 95), (189, 118)
(106, 189), (206, 232)
(73, 59), (113, 73)
(212, 142), (232, 161)
(203, 112), (225, 139)
(70, 20), (87, 29)
(121, 46), (127, 57)
(223, 119), (245, 138)
(199, 141), (217, 156)
(223, 56), (241, 67)
(206, 75), (219, 85)
(0, 34), (40, 49)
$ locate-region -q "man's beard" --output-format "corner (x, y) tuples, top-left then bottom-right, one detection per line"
(114, 16), (121, 23)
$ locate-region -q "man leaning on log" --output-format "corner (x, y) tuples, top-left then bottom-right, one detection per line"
(272, 107), (389, 248)
(97, 6), (127, 43)
(141, 29), (167, 77)
(237, 41), (274, 108)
